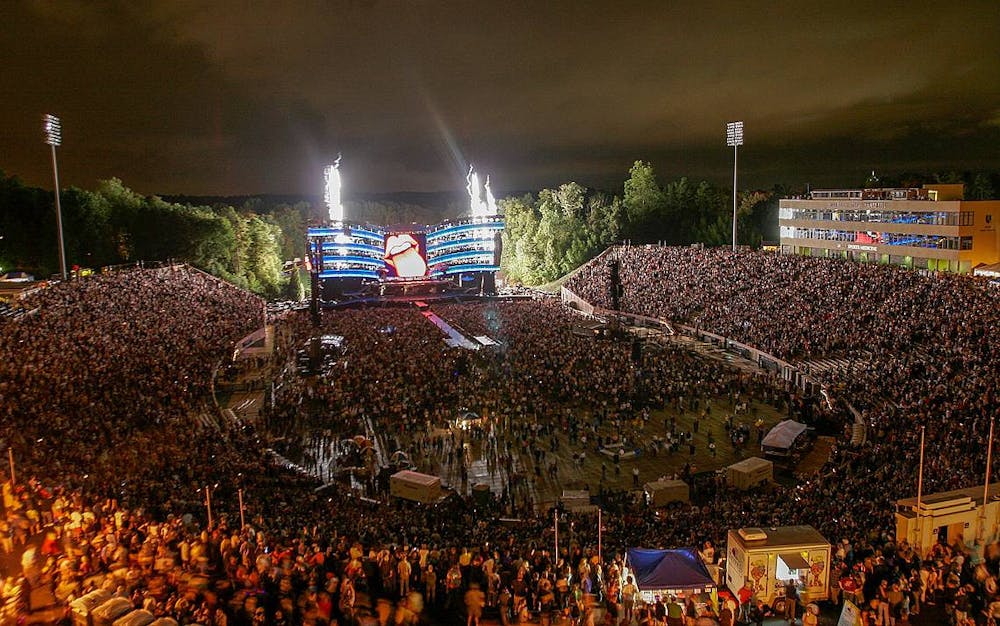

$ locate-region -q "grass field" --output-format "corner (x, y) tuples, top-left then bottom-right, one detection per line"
(412, 389), (788, 509)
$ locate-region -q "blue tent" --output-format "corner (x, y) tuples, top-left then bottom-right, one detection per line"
(626, 547), (716, 595)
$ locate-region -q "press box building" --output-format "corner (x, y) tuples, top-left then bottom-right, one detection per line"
(779, 184), (999, 273)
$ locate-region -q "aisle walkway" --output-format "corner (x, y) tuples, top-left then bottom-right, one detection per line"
(795, 436), (836, 478)
(420, 309), (481, 350)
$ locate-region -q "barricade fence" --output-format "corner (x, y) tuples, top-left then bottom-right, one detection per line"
(560, 283), (854, 409)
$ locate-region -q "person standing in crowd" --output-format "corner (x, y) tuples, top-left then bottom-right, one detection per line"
(499, 586), (512, 626)
(398, 554), (412, 598)
(876, 579), (892, 626)
(783, 579), (798, 625)
(465, 582), (485, 626)
(339, 578), (356, 625)
(684, 595), (697, 626)
(737, 582), (754, 622)
(661, 595), (674, 626)
(621, 576), (637, 626)
(446, 562), (463, 609)
(423, 565), (437, 606)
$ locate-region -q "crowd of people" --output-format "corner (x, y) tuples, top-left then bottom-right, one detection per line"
(0, 245), (998, 626)
(566, 245), (1000, 623)
(265, 298), (794, 506)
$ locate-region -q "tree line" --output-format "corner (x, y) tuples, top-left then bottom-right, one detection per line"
(500, 162), (1000, 286)
(3, 164), (996, 294)
(501, 161), (780, 285)
(0, 173), (302, 299)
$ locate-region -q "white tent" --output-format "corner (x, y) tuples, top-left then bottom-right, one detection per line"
(761, 420), (807, 455)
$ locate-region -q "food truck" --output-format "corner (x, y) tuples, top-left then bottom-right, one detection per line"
(725, 526), (830, 609)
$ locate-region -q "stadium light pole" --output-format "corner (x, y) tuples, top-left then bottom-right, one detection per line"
(43, 114), (68, 280)
(238, 487), (246, 530)
(202, 483), (218, 529)
(726, 121), (744, 252)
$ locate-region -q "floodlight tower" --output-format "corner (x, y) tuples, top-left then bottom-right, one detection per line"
(726, 121), (744, 252)
(43, 114), (68, 280)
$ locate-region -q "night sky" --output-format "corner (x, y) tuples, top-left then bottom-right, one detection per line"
(3, 1), (1000, 196)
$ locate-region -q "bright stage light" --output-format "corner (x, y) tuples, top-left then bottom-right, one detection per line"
(484, 175), (498, 215)
(467, 165), (501, 217)
(324, 155), (344, 223)
(466, 165), (488, 217)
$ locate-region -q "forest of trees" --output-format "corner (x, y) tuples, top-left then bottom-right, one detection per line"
(500, 162), (1000, 285)
(500, 161), (780, 284)
(0, 173), (302, 298)
(3, 164), (997, 294)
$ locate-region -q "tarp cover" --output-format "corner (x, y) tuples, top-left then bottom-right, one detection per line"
(626, 547), (716, 591)
(761, 420), (807, 450)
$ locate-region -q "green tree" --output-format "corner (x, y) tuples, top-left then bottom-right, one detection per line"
(500, 194), (542, 284)
(622, 161), (664, 241)
(243, 215), (285, 298)
(969, 173), (996, 200)
(555, 182), (586, 219)
(661, 176), (696, 243)
(285, 267), (306, 301)
(738, 190), (775, 247)
(585, 192), (623, 247)
(271, 203), (307, 260)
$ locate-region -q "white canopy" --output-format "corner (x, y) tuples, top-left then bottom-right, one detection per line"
(761, 420), (807, 451)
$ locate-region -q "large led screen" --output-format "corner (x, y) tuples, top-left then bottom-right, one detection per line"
(383, 233), (428, 278)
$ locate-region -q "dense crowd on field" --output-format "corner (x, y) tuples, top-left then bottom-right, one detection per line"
(0, 247), (998, 626)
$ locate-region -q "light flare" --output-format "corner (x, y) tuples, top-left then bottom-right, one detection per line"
(466, 165), (496, 217)
(484, 175), (498, 215)
(324, 154), (344, 223)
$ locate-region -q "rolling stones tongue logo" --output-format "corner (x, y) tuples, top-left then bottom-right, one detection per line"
(384, 234), (427, 278)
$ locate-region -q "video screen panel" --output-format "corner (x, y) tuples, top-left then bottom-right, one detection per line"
(383, 232), (428, 278)
(855, 231), (884, 244)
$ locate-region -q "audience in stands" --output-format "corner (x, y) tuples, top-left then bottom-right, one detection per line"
(1, 246), (998, 626)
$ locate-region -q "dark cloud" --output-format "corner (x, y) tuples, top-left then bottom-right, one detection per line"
(2, 0), (999, 195)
